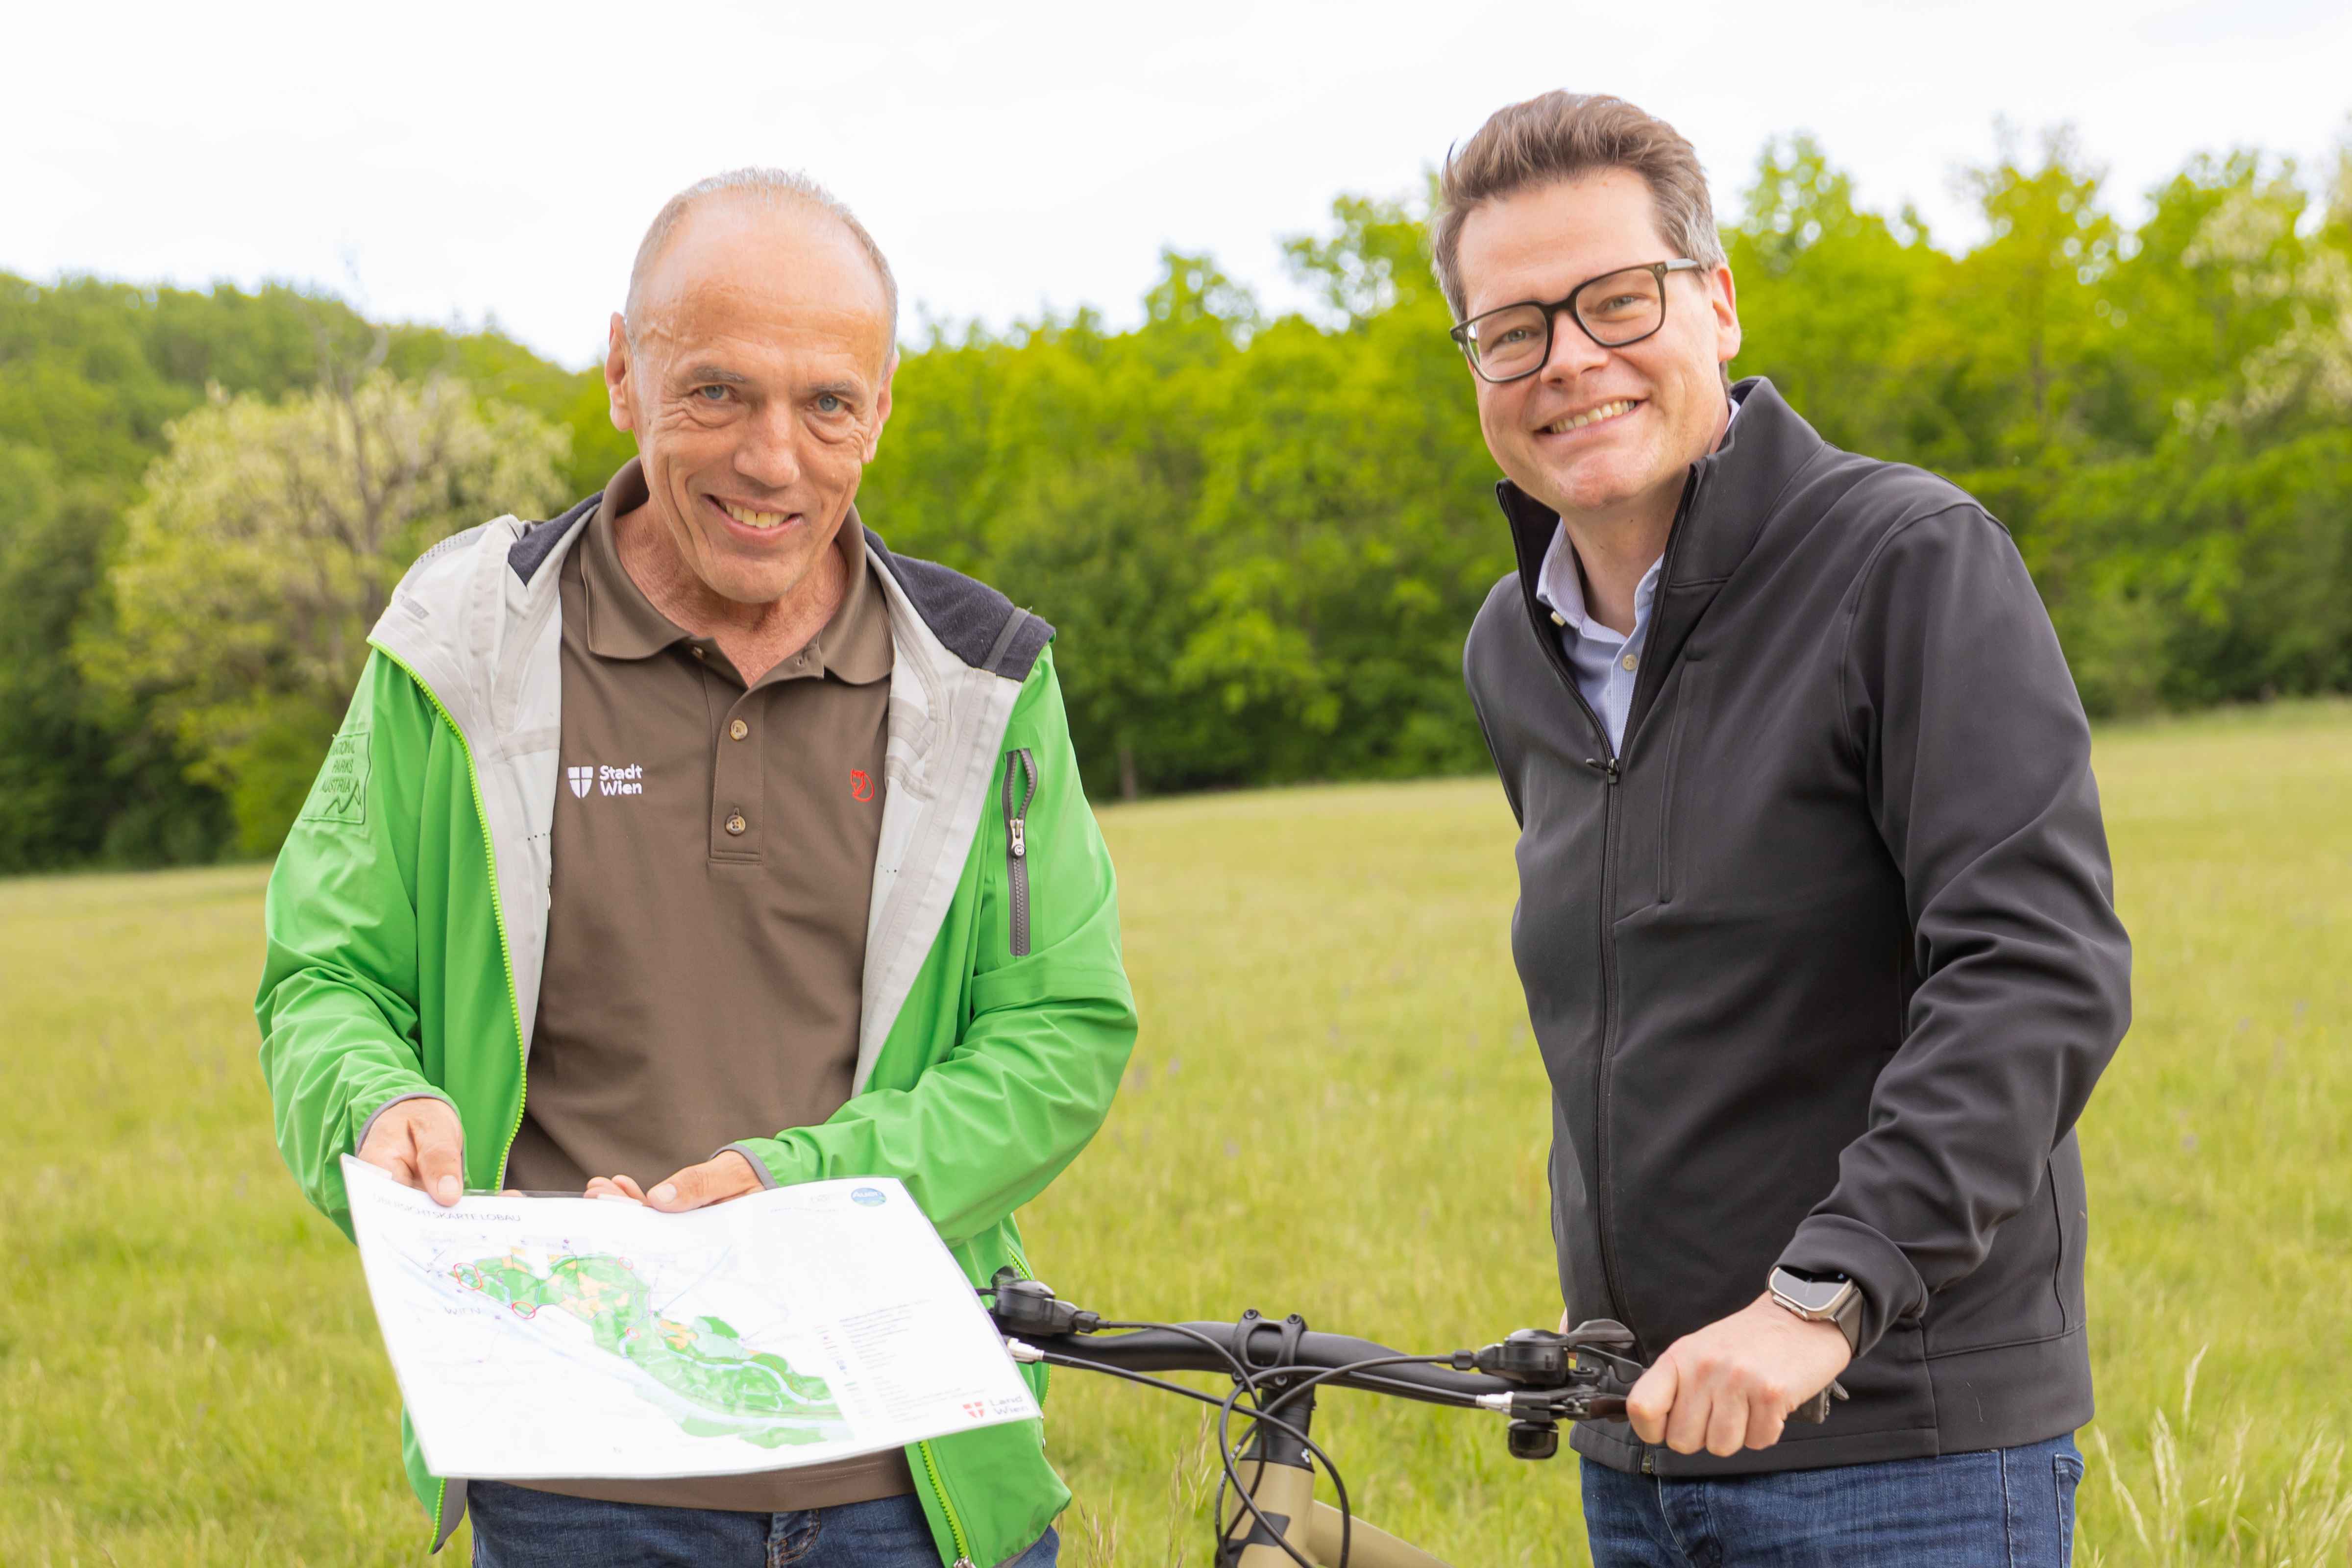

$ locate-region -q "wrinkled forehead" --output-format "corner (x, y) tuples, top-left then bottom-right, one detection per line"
(631, 198), (893, 373)
(1454, 169), (1674, 318)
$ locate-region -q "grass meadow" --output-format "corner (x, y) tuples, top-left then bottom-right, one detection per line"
(2, 701), (2347, 1566)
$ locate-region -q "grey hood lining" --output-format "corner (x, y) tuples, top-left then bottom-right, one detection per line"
(502, 496), (1053, 681)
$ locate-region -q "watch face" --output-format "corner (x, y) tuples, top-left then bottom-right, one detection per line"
(1773, 1269), (1851, 1314)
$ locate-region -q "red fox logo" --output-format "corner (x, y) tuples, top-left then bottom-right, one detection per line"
(850, 769), (874, 803)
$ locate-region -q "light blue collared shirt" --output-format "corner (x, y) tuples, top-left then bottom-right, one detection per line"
(1531, 399), (1739, 754)
(1533, 537), (1660, 755)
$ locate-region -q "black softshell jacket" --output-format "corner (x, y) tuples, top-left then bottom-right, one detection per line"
(1464, 379), (2131, 1476)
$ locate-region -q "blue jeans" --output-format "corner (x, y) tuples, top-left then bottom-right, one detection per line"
(1579, 1434), (2083, 1567)
(466, 1482), (1060, 1568)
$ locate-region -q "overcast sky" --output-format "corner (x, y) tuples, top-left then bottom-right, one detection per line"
(8, 0), (2348, 369)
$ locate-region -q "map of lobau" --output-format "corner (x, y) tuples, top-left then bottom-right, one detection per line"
(446, 1248), (851, 1448)
(343, 1157), (1038, 1480)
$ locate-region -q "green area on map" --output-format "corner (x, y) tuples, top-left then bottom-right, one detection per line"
(450, 1250), (848, 1447)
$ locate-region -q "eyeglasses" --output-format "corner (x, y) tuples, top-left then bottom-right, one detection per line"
(1449, 259), (1702, 383)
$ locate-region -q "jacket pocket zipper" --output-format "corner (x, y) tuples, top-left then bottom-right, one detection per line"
(1656, 663), (1703, 906)
(1003, 748), (1038, 957)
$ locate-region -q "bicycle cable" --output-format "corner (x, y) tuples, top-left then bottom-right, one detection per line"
(1039, 1314), (1368, 1568)
(1036, 1349), (1352, 1568)
(1209, 1351), (1468, 1568)
(1091, 1314), (1320, 1560)
(1077, 1319), (1337, 1568)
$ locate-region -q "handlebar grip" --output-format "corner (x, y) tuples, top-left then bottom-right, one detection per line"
(1583, 1379), (1845, 1426)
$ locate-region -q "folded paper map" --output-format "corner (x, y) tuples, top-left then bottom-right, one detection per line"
(342, 1156), (1037, 1479)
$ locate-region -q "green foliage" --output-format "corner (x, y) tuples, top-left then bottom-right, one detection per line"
(1725, 135), (1948, 458)
(1721, 123), (2351, 718)
(861, 230), (1501, 799)
(82, 373), (567, 854)
(4, 116), (2351, 862)
(0, 275), (604, 868)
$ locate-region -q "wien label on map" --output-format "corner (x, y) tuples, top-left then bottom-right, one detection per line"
(342, 1157), (1039, 1480)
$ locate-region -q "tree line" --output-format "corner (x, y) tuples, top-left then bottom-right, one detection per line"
(1, 122), (2346, 870)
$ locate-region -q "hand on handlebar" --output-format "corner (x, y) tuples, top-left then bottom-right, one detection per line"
(1624, 1292), (1852, 1457)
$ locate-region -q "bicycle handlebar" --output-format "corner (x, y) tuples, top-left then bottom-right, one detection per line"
(984, 1274), (1843, 1430)
(983, 1274), (1654, 1439)
(983, 1274), (1842, 1568)
(1007, 1320), (1527, 1406)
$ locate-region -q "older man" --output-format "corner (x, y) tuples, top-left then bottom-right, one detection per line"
(1442, 96), (2131, 1565)
(258, 170), (1133, 1568)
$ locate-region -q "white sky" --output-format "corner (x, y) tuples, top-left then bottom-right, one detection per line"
(7, 0), (2348, 369)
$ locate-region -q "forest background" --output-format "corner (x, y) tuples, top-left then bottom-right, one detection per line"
(2, 122), (2349, 869)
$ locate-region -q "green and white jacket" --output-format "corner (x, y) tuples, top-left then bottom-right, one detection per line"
(256, 494), (1138, 1566)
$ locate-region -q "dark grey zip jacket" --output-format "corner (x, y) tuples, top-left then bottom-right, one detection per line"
(1464, 379), (2131, 1476)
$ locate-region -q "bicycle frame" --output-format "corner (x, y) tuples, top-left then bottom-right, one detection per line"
(1225, 1418), (1450, 1567)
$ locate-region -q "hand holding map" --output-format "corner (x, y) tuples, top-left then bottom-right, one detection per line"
(342, 1156), (1038, 1480)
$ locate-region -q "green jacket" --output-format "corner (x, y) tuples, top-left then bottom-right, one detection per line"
(257, 497), (1137, 1567)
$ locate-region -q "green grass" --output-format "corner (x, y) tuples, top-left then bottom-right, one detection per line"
(3, 701), (2348, 1566)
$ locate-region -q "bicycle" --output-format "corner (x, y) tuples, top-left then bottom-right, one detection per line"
(984, 1271), (1841, 1568)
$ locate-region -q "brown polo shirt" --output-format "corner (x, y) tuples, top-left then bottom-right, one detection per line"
(506, 459), (913, 1510)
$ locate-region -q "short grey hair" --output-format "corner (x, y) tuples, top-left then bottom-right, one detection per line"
(1431, 93), (1726, 322)
(625, 167), (899, 354)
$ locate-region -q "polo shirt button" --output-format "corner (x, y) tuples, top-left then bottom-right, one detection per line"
(1621, 654), (1638, 672)
(692, 646), (707, 661)
(728, 719), (749, 741)
(725, 812), (748, 835)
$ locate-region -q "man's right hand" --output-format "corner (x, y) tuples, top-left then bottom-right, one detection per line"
(356, 1097), (466, 1206)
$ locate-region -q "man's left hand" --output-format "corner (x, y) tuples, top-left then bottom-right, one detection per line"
(1623, 1293), (1852, 1456)
(582, 1149), (764, 1212)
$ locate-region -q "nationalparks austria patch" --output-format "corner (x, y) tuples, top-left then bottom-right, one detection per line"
(301, 729), (371, 826)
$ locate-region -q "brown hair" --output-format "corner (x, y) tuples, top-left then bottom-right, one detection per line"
(1430, 92), (1725, 321)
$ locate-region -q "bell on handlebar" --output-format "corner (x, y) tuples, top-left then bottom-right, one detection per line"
(1477, 1329), (1573, 1387)
(1506, 1418), (1560, 1461)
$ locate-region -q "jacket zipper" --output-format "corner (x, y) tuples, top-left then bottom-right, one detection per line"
(375, 648), (532, 1191)
(915, 1438), (977, 1567)
(1506, 548), (1635, 1349)
(1002, 748), (1038, 957)
(1503, 471), (1702, 1379)
(1586, 749), (1627, 1355)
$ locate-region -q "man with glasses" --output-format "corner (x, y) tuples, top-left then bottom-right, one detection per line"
(1443, 94), (2130, 1565)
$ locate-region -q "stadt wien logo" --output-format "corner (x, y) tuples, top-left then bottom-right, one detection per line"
(567, 763), (646, 798)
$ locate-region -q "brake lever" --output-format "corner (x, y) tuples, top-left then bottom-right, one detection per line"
(985, 1269), (1099, 1337)
(1792, 1378), (1850, 1425)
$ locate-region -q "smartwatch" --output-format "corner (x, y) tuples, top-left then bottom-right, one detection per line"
(1768, 1265), (1862, 1356)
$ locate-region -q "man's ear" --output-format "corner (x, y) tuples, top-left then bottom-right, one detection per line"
(605, 313), (637, 435)
(1711, 263), (1743, 368)
(862, 353), (898, 464)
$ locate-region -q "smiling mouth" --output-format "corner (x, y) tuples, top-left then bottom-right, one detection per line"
(708, 495), (799, 532)
(1539, 398), (1642, 435)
